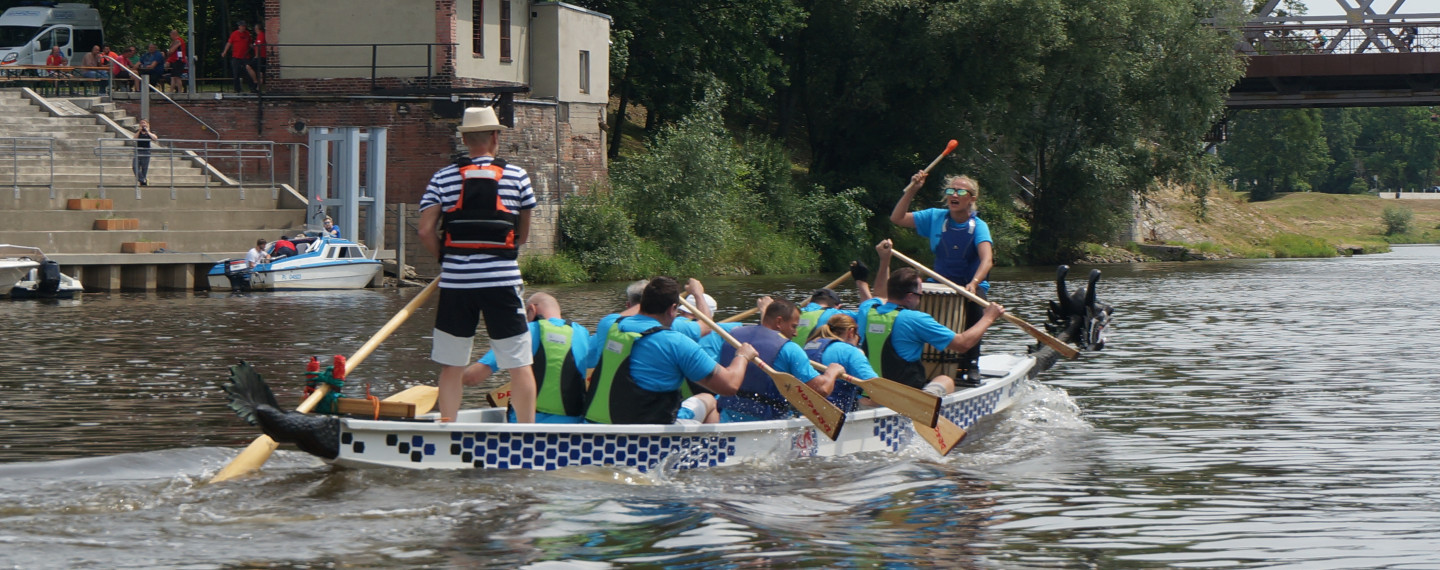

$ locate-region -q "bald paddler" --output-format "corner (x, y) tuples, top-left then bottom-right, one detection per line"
(463, 292), (590, 423)
(858, 240), (1005, 395)
(890, 172), (994, 384)
(584, 276), (756, 425)
(716, 298), (845, 422)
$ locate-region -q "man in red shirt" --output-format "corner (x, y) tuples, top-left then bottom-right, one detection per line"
(220, 20), (257, 93)
(252, 23), (267, 89)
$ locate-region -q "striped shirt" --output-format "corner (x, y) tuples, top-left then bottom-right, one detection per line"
(419, 156), (536, 289)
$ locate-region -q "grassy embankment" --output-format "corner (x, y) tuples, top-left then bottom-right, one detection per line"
(1106, 185), (1440, 260)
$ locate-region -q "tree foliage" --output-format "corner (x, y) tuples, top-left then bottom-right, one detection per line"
(1224, 107), (1440, 198)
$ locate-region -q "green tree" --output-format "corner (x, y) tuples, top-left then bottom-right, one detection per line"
(1221, 108), (1331, 201)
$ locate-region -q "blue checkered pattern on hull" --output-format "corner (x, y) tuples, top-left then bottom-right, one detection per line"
(870, 389), (1004, 451)
(345, 430), (739, 472)
(942, 390), (1002, 429)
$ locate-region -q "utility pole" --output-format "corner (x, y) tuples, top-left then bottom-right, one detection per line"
(187, 0), (196, 95)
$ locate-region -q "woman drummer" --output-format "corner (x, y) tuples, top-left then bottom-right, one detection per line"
(888, 172), (993, 386)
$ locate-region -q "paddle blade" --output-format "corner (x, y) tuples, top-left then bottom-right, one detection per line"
(210, 435), (280, 483)
(385, 385), (438, 415)
(855, 377), (940, 428)
(769, 369), (846, 440)
(486, 381), (512, 409)
(914, 417), (966, 456)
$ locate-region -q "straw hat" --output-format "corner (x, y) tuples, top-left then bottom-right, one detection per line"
(457, 106), (507, 133)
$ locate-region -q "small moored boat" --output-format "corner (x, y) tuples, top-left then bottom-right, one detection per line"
(221, 266), (1112, 473)
(1, 245), (82, 299)
(206, 233), (382, 291)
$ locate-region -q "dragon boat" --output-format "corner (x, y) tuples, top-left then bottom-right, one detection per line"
(220, 266), (1112, 473)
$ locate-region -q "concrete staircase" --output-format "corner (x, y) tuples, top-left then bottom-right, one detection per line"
(0, 88), (305, 258)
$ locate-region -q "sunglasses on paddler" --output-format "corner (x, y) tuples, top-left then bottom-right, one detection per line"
(943, 187), (972, 197)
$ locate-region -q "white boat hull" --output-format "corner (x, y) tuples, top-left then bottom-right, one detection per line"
(206, 235), (382, 291)
(330, 353), (1036, 472)
(0, 260), (39, 297)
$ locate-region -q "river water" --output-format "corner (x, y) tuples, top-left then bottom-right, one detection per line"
(1, 246), (1437, 568)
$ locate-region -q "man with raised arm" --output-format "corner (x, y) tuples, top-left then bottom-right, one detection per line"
(858, 240), (1006, 394)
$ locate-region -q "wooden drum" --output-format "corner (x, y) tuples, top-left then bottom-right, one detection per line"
(917, 282), (966, 380)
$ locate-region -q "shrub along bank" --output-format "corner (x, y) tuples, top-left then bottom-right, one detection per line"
(531, 90), (870, 284)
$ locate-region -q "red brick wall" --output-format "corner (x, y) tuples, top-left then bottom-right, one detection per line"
(116, 97), (608, 275)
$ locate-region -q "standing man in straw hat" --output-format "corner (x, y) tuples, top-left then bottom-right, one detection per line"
(419, 106), (538, 422)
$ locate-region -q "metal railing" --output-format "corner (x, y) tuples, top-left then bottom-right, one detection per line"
(1222, 19), (1440, 55)
(0, 136), (55, 198)
(94, 138), (276, 199)
(266, 42), (452, 90)
(105, 58), (220, 139)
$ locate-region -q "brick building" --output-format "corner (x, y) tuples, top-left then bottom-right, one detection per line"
(119, 0), (611, 276)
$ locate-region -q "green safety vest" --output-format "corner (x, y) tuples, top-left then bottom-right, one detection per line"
(583, 320), (678, 424)
(533, 319), (586, 417)
(791, 307), (829, 346)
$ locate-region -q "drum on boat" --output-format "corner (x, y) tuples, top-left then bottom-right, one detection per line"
(917, 282), (966, 380)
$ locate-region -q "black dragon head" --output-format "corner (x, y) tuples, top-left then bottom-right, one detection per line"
(1046, 265), (1113, 352)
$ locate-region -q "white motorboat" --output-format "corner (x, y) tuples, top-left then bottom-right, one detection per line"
(1, 245), (81, 299)
(206, 234), (383, 291)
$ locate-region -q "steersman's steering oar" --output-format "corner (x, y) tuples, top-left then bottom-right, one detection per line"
(210, 279), (441, 483)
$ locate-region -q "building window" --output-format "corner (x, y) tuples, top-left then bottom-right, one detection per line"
(499, 0), (512, 61)
(471, 0), (483, 56)
(579, 50), (590, 94)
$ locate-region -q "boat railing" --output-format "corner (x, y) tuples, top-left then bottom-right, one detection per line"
(0, 136), (55, 198)
(93, 137), (277, 198)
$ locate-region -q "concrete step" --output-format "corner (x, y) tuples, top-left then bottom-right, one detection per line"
(0, 173), (216, 185)
(1, 186), (290, 210)
(3, 209), (306, 232)
(0, 116), (104, 126)
(0, 159), (213, 173)
(0, 228), (310, 255)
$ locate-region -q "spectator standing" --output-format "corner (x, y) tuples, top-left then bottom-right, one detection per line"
(221, 21), (258, 93)
(166, 29), (188, 92)
(132, 120), (158, 186)
(252, 23), (267, 90)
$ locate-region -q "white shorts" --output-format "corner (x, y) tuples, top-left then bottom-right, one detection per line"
(431, 328), (533, 369)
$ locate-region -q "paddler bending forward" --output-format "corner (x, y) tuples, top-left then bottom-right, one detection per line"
(462, 292), (591, 423)
(858, 240), (1005, 395)
(715, 298), (846, 422)
(584, 276), (758, 425)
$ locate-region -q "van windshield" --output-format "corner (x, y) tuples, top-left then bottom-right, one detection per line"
(0, 26), (39, 49)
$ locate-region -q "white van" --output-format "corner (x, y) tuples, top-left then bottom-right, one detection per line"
(0, 2), (104, 67)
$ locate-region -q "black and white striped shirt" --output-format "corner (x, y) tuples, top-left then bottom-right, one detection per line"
(419, 156), (536, 289)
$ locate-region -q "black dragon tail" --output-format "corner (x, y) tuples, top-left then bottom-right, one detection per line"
(221, 361), (281, 426)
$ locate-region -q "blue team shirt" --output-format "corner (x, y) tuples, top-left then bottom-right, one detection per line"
(586, 312), (703, 370)
(477, 317), (590, 369)
(856, 298), (957, 363)
(612, 315), (719, 393)
(699, 321), (744, 360)
(808, 339), (875, 411)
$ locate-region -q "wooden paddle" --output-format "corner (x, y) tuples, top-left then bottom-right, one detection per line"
(805, 361), (965, 454)
(806, 361), (939, 427)
(210, 279), (441, 483)
(922, 139), (960, 175)
(679, 297), (847, 441)
(720, 271), (854, 324)
(889, 249), (1080, 359)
